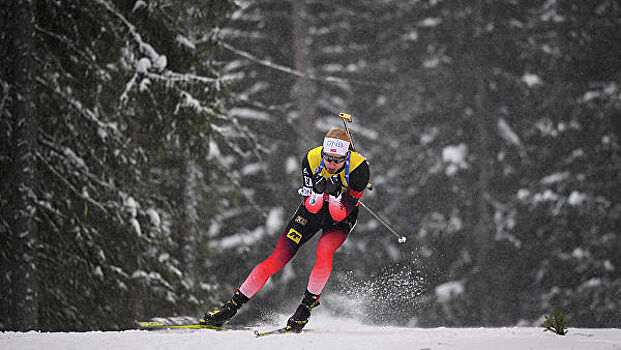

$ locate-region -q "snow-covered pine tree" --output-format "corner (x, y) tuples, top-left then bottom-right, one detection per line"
(2, 0), (39, 331)
(0, 0), (250, 330)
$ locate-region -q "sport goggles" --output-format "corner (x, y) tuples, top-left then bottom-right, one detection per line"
(322, 152), (347, 164)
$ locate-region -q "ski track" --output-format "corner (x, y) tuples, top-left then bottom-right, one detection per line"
(2, 315), (620, 350)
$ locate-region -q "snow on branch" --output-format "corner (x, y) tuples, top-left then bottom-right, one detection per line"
(36, 77), (99, 126)
(210, 124), (250, 159)
(35, 151), (110, 215)
(38, 136), (118, 192)
(120, 70), (225, 108)
(146, 71), (221, 85)
(36, 198), (69, 220)
(175, 90), (216, 115)
(222, 43), (380, 88)
(0, 78), (8, 118)
(35, 24), (109, 80)
(36, 76), (121, 140)
(228, 116), (269, 169)
(94, 0), (162, 65)
(95, 0), (225, 102)
(120, 73), (139, 106)
(497, 117), (523, 148)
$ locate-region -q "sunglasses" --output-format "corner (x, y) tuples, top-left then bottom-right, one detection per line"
(322, 152), (347, 164)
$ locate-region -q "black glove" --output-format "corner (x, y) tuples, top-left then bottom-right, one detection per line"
(312, 173), (327, 193)
(325, 176), (342, 196)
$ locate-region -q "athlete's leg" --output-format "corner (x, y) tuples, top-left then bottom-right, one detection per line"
(238, 233), (296, 297)
(203, 203), (322, 325)
(306, 228), (349, 295)
(285, 227), (349, 332)
(239, 204), (321, 297)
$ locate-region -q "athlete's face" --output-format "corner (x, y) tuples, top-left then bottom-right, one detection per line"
(323, 152), (346, 173)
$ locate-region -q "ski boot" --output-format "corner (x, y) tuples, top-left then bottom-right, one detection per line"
(200, 289), (249, 326)
(285, 290), (320, 332)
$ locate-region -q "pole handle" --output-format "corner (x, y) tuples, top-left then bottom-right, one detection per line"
(338, 112), (356, 151)
(338, 112), (352, 122)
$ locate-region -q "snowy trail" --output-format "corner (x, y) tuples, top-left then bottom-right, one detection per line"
(2, 315), (620, 350)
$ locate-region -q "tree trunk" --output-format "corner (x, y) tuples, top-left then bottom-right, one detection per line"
(7, 0), (38, 330)
(179, 150), (198, 286)
(292, 0), (316, 157)
(473, 72), (494, 325)
(470, 0), (494, 326)
(289, 0), (320, 297)
(468, 0), (519, 326)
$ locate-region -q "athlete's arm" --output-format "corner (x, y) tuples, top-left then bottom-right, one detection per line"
(341, 160), (369, 214)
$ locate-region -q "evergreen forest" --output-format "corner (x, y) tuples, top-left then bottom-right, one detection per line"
(1, 0), (620, 330)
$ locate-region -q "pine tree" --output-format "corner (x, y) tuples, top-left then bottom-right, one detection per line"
(0, 0), (242, 330)
(3, 0), (39, 330)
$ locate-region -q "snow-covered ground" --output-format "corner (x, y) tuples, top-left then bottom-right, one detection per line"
(2, 314), (620, 350)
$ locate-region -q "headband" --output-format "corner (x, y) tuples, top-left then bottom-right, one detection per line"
(323, 137), (350, 156)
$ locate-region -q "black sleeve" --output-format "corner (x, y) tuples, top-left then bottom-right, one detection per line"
(347, 160), (370, 192)
(302, 154), (311, 175)
(300, 153), (313, 196)
(341, 160), (370, 216)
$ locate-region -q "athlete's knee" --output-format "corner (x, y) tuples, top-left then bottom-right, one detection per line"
(264, 237), (297, 269)
(317, 230), (348, 252)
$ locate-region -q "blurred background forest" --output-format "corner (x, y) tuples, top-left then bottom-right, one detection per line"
(1, 0), (620, 331)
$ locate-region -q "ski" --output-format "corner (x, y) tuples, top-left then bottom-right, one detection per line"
(135, 317), (249, 331)
(136, 321), (225, 331)
(254, 327), (304, 337)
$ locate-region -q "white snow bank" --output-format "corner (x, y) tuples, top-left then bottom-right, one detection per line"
(2, 314), (620, 350)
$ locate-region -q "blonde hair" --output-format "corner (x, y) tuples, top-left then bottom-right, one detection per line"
(324, 128), (351, 143)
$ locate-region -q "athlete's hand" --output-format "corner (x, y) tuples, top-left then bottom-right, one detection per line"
(325, 176), (342, 196)
(312, 173), (326, 194)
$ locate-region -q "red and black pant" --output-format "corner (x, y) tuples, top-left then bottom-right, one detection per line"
(239, 201), (358, 297)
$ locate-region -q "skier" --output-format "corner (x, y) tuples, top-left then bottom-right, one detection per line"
(201, 127), (370, 332)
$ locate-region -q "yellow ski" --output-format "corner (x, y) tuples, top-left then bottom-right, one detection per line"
(135, 320), (249, 331)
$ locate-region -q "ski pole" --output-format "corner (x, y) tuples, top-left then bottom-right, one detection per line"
(339, 112), (356, 151)
(338, 112), (373, 191)
(337, 113), (403, 242)
(340, 184), (407, 244)
(357, 200), (407, 244)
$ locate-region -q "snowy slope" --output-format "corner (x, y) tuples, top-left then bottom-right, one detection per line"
(2, 314), (620, 350)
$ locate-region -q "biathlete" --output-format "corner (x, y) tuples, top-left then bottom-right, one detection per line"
(201, 127), (370, 332)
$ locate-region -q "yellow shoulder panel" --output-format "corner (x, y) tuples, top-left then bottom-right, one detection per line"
(307, 146), (324, 173)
